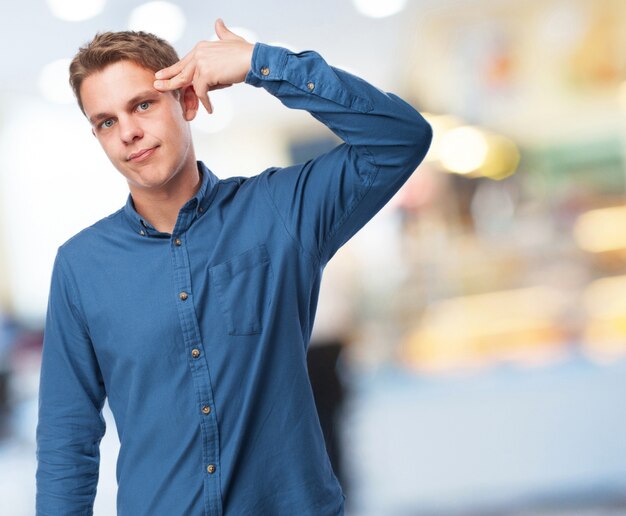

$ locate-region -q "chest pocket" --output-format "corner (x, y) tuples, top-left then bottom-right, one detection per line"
(209, 245), (274, 336)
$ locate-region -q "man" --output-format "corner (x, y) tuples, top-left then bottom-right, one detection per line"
(36, 18), (432, 516)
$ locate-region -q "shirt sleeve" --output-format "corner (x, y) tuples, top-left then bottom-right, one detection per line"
(245, 42), (433, 265)
(36, 250), (107, 515)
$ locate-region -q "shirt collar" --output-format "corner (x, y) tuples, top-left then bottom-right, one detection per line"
(123, 161), (219, 237)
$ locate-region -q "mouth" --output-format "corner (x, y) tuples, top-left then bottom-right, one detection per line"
(127, 146), (158, 162)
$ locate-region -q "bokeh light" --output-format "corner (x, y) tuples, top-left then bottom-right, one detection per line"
(439, 126), (489, 175)
(46, 0), (106, 22)
(351, 0), (407, 18)
(128, 1), (187, 42)
(38, 58), (73, 105)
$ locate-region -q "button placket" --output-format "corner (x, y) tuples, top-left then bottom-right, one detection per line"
(170, 200), (222, 511)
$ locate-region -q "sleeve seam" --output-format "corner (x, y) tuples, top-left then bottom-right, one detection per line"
(56, 250), (92, 338)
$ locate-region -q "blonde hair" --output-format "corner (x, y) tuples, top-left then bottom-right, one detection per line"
(69, 31), (179, 113)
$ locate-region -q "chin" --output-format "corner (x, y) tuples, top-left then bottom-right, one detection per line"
(138, 172), (180, 191)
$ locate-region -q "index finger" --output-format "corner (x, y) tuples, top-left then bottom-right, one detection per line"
(154, 63), (194, 91)
(155, 52), (192, 80)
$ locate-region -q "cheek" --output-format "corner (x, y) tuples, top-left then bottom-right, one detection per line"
(174, 121), (192, 148)
(162, 107), (190, 142)
(96, 134), (121, 161)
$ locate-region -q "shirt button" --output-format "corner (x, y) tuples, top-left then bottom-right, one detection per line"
(307, 82), (315, 91)
(202, 405), (211, 415)
(207, 464), (216, 474)
(191, 348), (200, 358)
(139, 230), (146, 236)
(174, 238), (182, 246)
(260, 66), (270, 76)
(179, 292), (188, 301)
(199, 206), (205, 213)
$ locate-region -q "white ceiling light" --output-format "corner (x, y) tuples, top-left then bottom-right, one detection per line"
(351, 0), (407, 19)
(128, 1), (186, 42)
(46, 0), (106, 21)
(38, 58), (74, 105)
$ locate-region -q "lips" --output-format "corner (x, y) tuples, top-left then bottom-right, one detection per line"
(127, 146), (158, 162)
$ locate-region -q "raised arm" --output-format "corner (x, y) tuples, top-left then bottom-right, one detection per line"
(246, 42), (432, 263)
(36, 251), (107, 515)
(155, 19), (432, 264)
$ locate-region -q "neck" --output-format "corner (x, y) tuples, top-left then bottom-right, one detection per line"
(130, 161), (201, 235)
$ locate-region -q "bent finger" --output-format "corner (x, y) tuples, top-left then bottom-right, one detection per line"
(155, 52), (192, 80)
(194, 81), (213, 114)
(154, 64), (194, 91)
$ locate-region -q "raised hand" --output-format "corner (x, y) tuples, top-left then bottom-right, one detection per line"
(153, 19), (254, 113)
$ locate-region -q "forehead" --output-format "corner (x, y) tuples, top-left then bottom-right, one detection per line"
(80, 60), (159, 117)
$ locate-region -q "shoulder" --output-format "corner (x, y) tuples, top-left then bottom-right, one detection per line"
(57, 207), (125, 260)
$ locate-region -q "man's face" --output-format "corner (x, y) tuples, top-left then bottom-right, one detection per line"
(80, 60), (197, 193)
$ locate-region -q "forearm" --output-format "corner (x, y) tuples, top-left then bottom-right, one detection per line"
(245, 43), (432, 176)
(37, 374), (106, 515)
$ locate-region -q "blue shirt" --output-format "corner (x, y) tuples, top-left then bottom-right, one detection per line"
(36, 43), (432, 515)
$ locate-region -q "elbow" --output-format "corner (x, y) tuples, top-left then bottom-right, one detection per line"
(407, 114), (433, 171)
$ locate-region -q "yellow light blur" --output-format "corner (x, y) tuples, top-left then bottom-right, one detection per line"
(583, 275), (626, 359)
(574, 206), (626, 253)
(423, 116), (520, 179)
(401, 287), (567, 373)
(439, 126), (489, 175)
(619, 81), (626, 112)
(479, 133), (520, 180)
(584, 275), (626, 318)
(421, 113), (464, 163)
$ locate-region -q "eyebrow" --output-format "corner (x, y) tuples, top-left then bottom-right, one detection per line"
(88, 90), (159, 125)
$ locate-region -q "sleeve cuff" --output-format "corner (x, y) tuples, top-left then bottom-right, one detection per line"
(244, 42), (290, 87)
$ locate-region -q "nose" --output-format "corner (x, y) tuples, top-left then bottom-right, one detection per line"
(119, 115), (143, 144)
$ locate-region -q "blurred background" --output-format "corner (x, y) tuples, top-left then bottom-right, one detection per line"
(2, 0), (626, 514)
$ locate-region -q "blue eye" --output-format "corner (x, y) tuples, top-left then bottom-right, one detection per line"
(101, 119), (114, 129)
(138, 101), (151, 111)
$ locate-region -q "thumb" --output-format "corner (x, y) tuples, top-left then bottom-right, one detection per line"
(215, 18), (241, 41)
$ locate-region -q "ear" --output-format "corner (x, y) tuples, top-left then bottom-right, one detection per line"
(180, 85), (199, 121)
